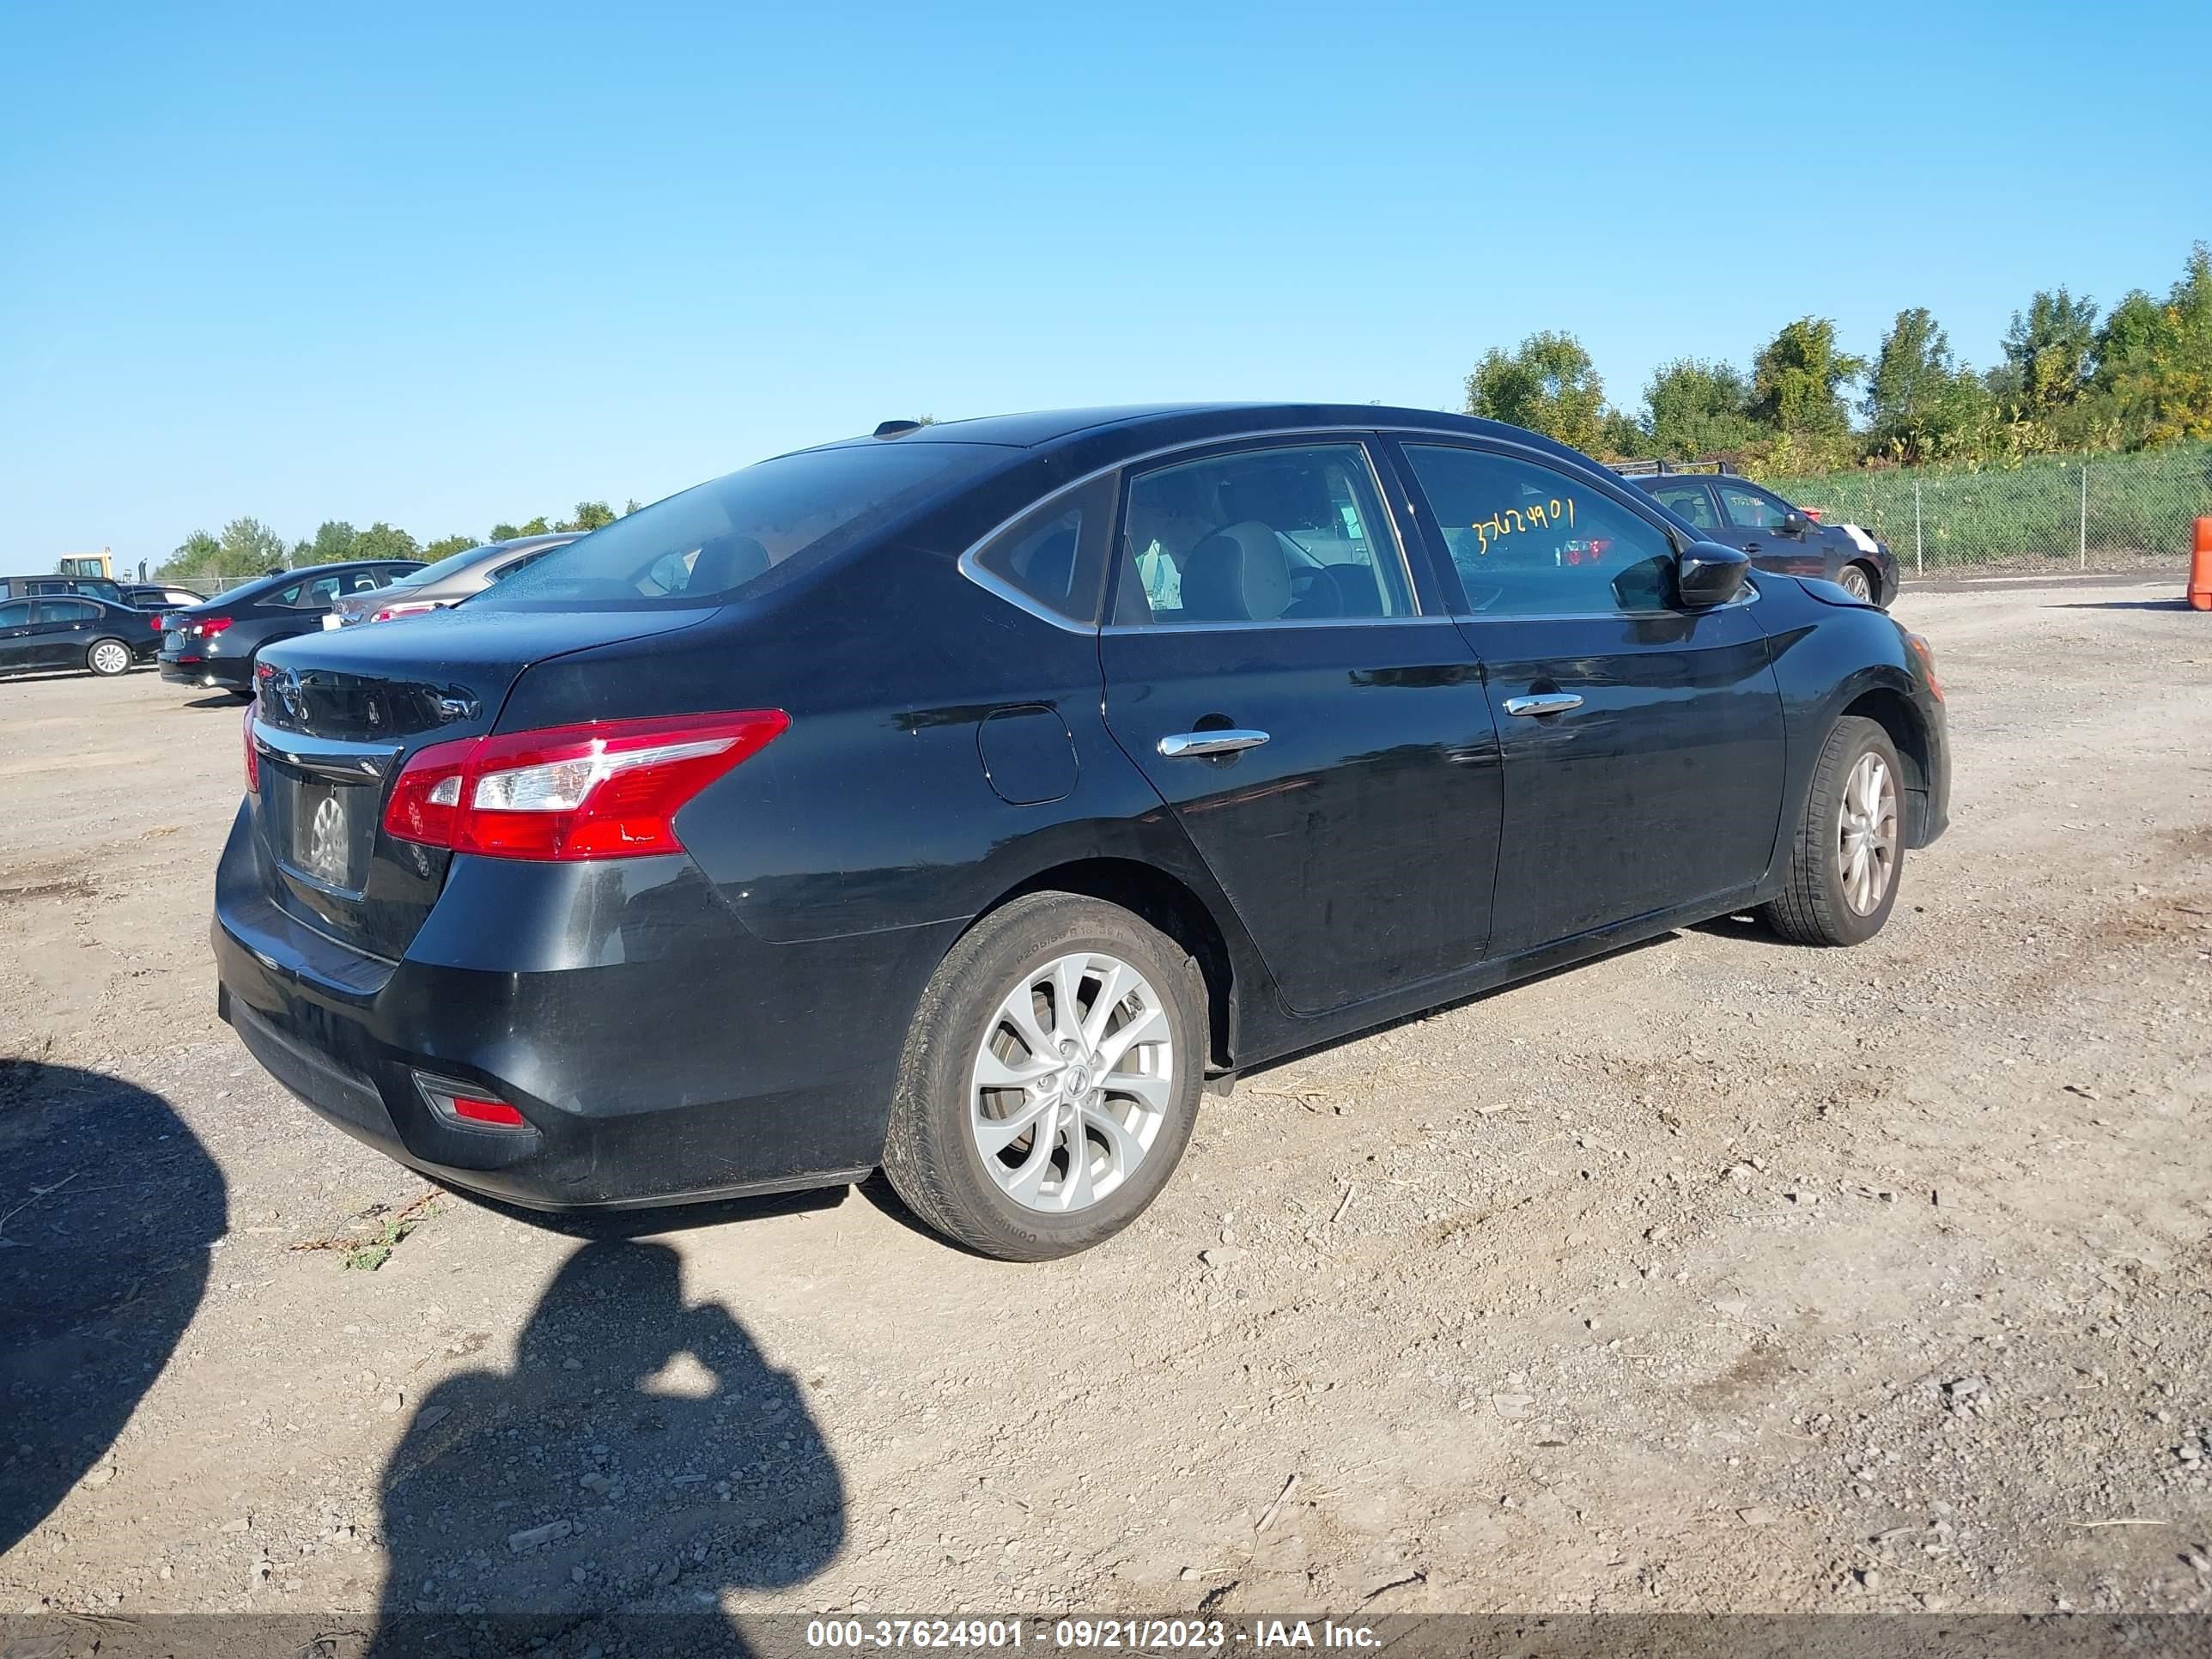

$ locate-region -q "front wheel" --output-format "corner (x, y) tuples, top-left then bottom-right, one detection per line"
(1758, 715), (1904, 947)
(1838, 562), (1876, 603)
(86, 638), (132, 677)
(882, 892), (1206, 1260)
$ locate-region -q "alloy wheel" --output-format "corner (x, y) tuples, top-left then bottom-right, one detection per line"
(1838, 751), (1898, 915)
(1838, 564), (1873, 601)
(90, 641), (129, 675)
(969, 951), (1173, 1213)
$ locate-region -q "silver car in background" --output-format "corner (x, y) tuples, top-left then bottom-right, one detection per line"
(321, 532), (583, 629)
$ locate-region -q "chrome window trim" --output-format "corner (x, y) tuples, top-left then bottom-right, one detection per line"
(1100, 614), (1462, 636)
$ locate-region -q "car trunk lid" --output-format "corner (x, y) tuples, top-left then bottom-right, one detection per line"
(246, 606), (715, 958)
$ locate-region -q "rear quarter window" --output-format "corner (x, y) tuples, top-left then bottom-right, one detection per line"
(967, 474), (1115, 623)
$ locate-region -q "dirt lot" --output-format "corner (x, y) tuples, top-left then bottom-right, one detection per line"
(3, 578), (2210, 1635)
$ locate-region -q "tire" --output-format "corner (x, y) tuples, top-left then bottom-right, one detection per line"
(1838, 562), (1876, 603)
(882, 891), (1206, 1260)
(1758, 716), (1904, 947)
(85, 638), (132, 677)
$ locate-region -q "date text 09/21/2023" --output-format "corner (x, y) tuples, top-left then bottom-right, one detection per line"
(804, 1620), (1382, 1650)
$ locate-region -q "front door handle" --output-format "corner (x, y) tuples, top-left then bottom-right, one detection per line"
(1158, 728), (1270, 758)
(1503, 693), (1584, 718)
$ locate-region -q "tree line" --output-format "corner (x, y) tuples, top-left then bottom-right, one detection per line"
(1465, 240), (2212, 473)
(157, 500), (641, 584)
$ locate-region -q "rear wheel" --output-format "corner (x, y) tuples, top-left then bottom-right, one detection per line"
(86, 638), (132, 677)
(1838, 562), (1876, 603)
(882, 892), (1206, 1260)
(1759, 716), (1903, 947)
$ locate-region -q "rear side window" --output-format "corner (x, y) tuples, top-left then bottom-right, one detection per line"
(968, 474), (1115, 623)
(483, 441), (1005, 609)
(40, 599), (99, 622)
(1112, 442), (1413, 626)
(1648, 481), (1719, 529)
(486, 549), (553, 584)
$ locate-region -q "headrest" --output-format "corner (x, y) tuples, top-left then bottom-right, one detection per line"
(688, 534), (773, 593)
(1180, 521), (1290, 622)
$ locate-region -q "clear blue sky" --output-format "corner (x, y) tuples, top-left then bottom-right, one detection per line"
(3, 0), (2207, 571)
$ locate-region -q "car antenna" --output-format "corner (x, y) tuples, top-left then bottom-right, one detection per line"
(872, 419), (925, 438)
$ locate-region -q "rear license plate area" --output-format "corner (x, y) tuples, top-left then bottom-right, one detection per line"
(265, 765), (375, 896)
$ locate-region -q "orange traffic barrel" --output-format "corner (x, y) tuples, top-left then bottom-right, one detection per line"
(2193, 517), (2212, 611)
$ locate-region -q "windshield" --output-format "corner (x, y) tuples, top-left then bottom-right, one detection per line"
(477, 441), (1005, 610)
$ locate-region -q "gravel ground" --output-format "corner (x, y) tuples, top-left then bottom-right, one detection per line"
(3, 576), (2209, 1634)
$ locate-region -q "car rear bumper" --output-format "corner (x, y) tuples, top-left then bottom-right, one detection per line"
(161, 653), (252, 690)
(209, 802), (951, 1210)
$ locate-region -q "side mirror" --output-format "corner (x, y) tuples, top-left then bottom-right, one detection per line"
(1677, 540), (1750, 608)
(1779, 510), (1809, 537)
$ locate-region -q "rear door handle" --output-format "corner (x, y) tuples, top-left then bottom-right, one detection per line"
(1502, 693), (1583, 718)
(1158, 728), (1270, 758)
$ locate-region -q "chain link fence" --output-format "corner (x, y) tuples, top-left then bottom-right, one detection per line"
(1762, 441), (2212, 574)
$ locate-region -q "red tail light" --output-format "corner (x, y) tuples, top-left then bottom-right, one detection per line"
(243, 708), (260, 793)
(369, 601), (439, 624)
(149, 615), (165, 630)
(191, 616), (233, 639)
(382, 710), (788, 861)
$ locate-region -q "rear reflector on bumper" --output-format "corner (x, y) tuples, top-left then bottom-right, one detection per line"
(416, 1074), (530, 1130)
(383, 709), (788, 861)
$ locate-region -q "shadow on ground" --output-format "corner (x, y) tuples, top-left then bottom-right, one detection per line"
(368, 1239), (845, 1657)
(0, 1061), (227, 1554)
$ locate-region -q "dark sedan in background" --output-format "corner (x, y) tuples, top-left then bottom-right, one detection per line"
(322, 532), (582, 629)
(1630, 470), (1899, 605)
(160, 558), (421, 695)
(120, 582), (208, 613)
(214, 404), (1948, 1261)
(0, 594), (164, 678)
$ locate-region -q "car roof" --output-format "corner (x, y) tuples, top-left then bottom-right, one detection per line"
(793, 403), (1601, 472)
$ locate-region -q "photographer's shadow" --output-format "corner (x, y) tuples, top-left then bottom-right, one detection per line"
(370, 1239), (844, 1656)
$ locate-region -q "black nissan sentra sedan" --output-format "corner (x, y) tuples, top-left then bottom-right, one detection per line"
(214, 404), (1949, 1259)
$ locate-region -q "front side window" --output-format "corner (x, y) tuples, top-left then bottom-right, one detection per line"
(1648, 480), (1719, 529)
(1112, 443), (1412, 626)
(0, 600), (34, 626)
(1404, 445), (1677, 617)
(1719, 483), (1785, 531)
(482, 441), (1003, 611)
